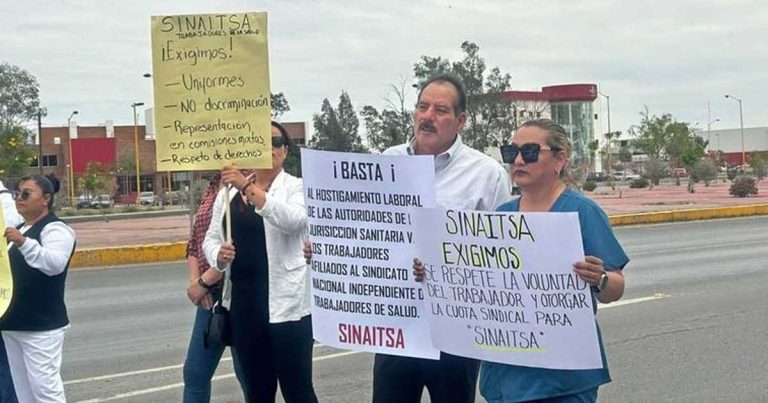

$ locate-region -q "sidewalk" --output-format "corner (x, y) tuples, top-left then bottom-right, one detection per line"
(70, 180), (768, 249)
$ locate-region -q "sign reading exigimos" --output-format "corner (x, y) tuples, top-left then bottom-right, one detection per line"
(151, 12), (272, 171)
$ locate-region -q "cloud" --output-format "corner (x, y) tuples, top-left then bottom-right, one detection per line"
(1, 0), (766, 134)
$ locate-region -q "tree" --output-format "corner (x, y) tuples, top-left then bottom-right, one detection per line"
(0, 122), (35, 178)
(270, 92), (290, 119)
(413, 41), (515, 151)
(309, 91), (367, 153)
(629, 108), (702, 168)
(79, 162), (109, 200)
(642, 157), (668, 189)
(0, 63), (45, 127)
(692, 159), (719, 187)
(749, 152), (766, 180)
(680, 135), (707, 193)
(361, 80), (412, 152)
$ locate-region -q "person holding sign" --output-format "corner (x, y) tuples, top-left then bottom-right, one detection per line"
(0, 178), (20, 403)
(373, 75), (511, 403)
(182, 172), (247, 403)
(203, 121), (317, 403)
(0, 174), (76, 403)
(479, 119), (629, 402)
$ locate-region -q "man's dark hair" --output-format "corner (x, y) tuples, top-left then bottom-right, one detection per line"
(417, 74), (467, 115)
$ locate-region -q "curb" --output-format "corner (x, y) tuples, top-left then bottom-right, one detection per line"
(69, 203), (768, 269)
(61, 208), (189, 224)
(609, 203), (768, 226)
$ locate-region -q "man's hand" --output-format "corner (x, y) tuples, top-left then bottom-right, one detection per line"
(303, 239), (313, 264)
(413, 258), (425, 282)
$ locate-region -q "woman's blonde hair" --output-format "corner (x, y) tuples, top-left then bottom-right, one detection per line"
(519, 118), (578, 187)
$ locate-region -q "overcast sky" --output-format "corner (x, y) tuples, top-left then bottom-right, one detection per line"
(2, 0), (767, 138)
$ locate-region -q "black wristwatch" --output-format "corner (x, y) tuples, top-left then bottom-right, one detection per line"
(591, 271), (609, 293)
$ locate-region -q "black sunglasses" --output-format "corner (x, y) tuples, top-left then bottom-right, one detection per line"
(14, 189), (37, 201)
(500, 143), (557, 164)
(271, 136), (288, 148)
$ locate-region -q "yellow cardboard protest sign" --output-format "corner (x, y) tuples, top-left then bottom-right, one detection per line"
(0, 204), (13, 318)
(151, 12), (272, 171)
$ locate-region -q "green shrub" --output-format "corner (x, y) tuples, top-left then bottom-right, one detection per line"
(727, 167), (740, 181)
(582, 180), (597, 192)
(629, 177), (649, 188)
(729, 176), (758, 197)
(121, 204), (139, 213)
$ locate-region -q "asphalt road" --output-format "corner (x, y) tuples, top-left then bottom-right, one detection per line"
(60, 216), (768, 402)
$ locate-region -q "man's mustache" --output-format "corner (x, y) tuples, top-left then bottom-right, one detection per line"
(419, 122), (437, 132)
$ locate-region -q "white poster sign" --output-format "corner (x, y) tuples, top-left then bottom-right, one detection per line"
(412, 208), (602, 370)
(301, 149), (439, 359)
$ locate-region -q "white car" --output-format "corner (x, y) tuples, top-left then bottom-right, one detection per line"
(139, 191), (156, 206)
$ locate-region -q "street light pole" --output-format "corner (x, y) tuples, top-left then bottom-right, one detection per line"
(598, 91), (612, 174)
(67, 110), (79, 205)
(707, 118), (719, 151)
(725, 94), (745, 166)
(131, 102), (144, 204)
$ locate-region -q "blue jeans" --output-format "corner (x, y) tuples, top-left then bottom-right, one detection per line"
(182, 305), (242, 403)
(0, 337), (17, 403)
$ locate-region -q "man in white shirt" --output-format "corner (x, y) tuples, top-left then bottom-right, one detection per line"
(374, 75), (511, 403)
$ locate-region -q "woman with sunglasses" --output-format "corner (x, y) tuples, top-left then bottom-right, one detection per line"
(480, 119), (629, 402)
(1, 174), (76, 403)
(203, 121), (317, 403)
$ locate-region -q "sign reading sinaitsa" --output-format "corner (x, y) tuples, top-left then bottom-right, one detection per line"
(301, 149), (440, 359)
(413, 209), (603, 370)
(150, 12), (272, 171)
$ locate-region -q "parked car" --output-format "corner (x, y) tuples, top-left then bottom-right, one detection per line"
(76, 194), (93, 209)
(672, 168), (688, 178)
(611, 171), (641, 181)
(163, 191), (188, 206)
(138, 191), (156, 206)
(90, 194), (114, 209)
(586, 172), (610, 182)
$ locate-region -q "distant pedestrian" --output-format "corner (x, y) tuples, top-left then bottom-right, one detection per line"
(1, 174), (76, 403)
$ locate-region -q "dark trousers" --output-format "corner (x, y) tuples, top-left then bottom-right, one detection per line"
(372, 352), (480, 403)
(229, 287), (317, 403)
(0, 338), (17, 403)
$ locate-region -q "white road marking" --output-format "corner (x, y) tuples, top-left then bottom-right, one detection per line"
(66, 343), (327, 386)
(71, 295), (667, 401)
(73, 351), (362, 403)
(598, 293), (669, 309)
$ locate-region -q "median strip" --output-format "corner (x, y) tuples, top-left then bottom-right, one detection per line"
(69, 204), (768, 269)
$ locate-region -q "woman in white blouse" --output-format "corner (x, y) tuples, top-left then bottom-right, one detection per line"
(1, 174), (76, 403)
(203, 121), (317, 403)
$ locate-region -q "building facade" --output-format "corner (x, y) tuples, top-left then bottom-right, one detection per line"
(477, 84), (600, 170)
(25, 120), (307, 206)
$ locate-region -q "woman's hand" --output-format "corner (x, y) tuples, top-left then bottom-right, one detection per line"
(574, 255), (625, 303)
(221, 165), (249, 191)
(217, 242), (236, 266)
(185, 279), (208, 306)
(4, 227), (25, 247)
(413, 258), (425, 282)
(572, 256), (605, 286)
